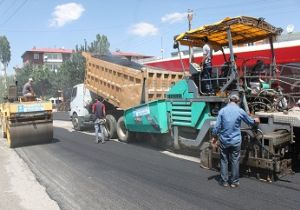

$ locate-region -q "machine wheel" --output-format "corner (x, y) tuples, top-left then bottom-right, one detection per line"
(0, 118), (6, 138)
(117, 116), (135, 143)
(105, 115), (117, 139)
(6, 126), (13, 148)
(1, 128), (6, 138)
(72, 113), (83, 131)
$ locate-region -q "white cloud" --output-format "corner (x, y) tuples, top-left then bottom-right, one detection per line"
(129, 22), (158, 37)
(49, 3), (85, 27)
(161, 12), (187, 24)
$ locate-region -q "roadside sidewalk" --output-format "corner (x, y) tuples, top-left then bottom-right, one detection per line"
(0, 139), (60, 210)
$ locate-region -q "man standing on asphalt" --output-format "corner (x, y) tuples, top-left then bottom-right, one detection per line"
(92, 98), (106, 144)
(211, 93), (260, 188)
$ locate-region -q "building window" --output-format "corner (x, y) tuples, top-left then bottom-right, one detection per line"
(34, 53), (39, 60)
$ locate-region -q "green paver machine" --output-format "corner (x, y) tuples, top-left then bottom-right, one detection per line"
(118, 16), (300, 180)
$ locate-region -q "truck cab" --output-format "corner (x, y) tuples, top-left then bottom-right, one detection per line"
(69, 83), (93, 130)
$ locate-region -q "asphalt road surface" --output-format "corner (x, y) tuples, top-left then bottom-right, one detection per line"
(16, 112), (300, 210)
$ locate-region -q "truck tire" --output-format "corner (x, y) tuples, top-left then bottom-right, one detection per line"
(105, 115), (117, 139)
(117, 116), (135, 143)
(72, 113), (83, 131)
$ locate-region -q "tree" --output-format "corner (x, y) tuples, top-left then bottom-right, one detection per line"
(0, 36), (11, 65)
(15, 33), (110, 100)
(15, 64), (54, 98)
(55, 53), (85, 99)
(0, 75), (14, 102)
(0, 36), (11, 95)
(87, 34), (110, 55)
(31, 66), (54, 98)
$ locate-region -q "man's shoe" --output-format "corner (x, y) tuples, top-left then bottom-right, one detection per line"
(95, 139), (99, 144)
(230, 183), (239, 188)
(222, 183), (229, 187)
(101, 141), (105, 144)
(219, 182), (229, 187)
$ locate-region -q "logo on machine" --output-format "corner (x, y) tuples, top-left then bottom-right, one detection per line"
(18, 104), (44, 112)
(133, 106), (150, 124)
(133, 106), (150, 117)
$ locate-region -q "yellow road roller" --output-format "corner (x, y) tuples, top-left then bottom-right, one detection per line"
(0, 92), (53, 148)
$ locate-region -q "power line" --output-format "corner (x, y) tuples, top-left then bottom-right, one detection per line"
(0, 24), (128, 33)
(0, 0), (5, 7)
(0, 0), (28, 26)
(0, 0), (18, 19)
(120, 1), (300, 54)
(193, 0), (282, 12)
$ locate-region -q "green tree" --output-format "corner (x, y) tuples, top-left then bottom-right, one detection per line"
(15, 64), (54, 98)
(56, 53), (85, 98)
(15, 33), (110, 100)
(0, 36), (11, 66)
(31, 66), (54, 98)
(0, 75), (14, 102)
(87, 34), (110, 55)
(15, 63), (33, 90)
(0, 36), (11, 95)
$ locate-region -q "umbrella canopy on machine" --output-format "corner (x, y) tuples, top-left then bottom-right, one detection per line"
(175, 16), (283, 50)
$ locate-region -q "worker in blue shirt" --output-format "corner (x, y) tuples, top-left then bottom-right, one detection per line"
(212, 93), (260, 188)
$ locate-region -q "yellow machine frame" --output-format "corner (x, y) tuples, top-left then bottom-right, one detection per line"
(0, 100), (53, 148)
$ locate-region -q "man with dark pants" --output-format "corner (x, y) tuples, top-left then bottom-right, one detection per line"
(93, 98), (106, 144)
(211, 93), (260, 188)
(201, 36), (213, 94)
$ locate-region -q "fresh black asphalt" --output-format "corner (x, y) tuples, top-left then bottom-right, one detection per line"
(15, 112), (300, 210)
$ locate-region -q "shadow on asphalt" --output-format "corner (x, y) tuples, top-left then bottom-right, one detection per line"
(52, 138), (61, 143)
(14, 138), (61, 149)
(207, 174), (219, 182)
(53, 112), (70, 121)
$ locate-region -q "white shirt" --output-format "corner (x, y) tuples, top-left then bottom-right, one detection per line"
(203, 43), (212, 64)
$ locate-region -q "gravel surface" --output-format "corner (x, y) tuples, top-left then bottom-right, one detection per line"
(0, 139), (60, 210)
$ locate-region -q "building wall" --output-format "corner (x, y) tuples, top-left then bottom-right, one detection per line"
(22, 52), (44, 65)
(22, 50), (72, 70)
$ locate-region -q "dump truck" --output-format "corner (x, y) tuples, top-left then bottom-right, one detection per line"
(0, 85), (53, 148)
(118, 16), (300, 180)
(69, 52), (184, 139)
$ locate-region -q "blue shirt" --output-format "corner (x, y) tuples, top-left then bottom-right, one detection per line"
(212, 103), (255, 146)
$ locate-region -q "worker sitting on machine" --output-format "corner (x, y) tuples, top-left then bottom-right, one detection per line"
(22, 78), (35, 97)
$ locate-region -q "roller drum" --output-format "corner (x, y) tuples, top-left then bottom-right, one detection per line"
(7, 120), (53, 148)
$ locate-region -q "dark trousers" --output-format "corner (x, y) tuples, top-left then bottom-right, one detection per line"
(219, 143), (241, 184)
(201, 63), (212, 93)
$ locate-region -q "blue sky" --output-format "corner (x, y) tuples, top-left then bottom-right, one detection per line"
(1, 0), (300, 73)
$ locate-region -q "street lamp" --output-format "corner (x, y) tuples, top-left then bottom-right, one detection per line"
(160, 36), (164, 59)
(187, 9), (193, 31)
(187, 9), (193, 62)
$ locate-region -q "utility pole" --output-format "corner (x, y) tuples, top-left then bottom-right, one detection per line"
(187, 9), (193, 62)
(84, 39), (87, 52)
(160, 36), (164, 59)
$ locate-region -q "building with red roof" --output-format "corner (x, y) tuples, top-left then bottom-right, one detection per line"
(22, 47), (74, 71)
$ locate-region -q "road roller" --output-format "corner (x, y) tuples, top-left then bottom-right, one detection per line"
(0, 85), (53, 148)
